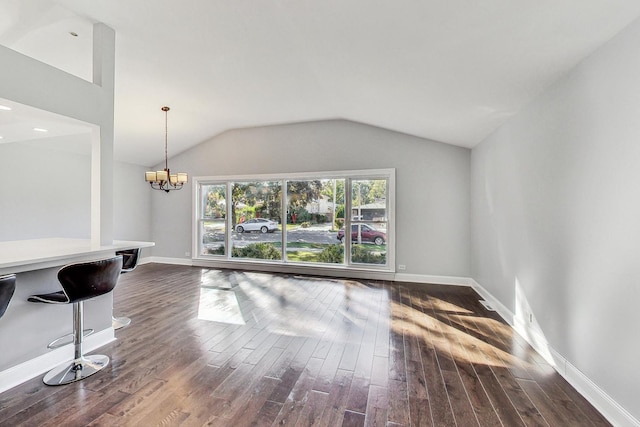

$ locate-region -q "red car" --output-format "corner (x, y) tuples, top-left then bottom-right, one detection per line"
(337, 224), (386, 245)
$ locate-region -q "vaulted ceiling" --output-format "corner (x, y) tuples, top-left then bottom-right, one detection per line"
(2, 0), (640, 166)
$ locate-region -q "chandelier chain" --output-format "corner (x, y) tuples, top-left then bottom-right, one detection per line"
(163, 106), (169, 170)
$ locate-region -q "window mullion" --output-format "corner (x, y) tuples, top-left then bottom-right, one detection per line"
(282, 178), (287, 263)
(226, 181), (232, 259)
(345, 177), (352, 266)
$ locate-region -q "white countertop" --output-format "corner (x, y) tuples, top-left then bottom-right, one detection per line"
(0, 238), (155, 274)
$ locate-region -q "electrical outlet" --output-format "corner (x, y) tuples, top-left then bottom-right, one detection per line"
(398, 264), (406, 271)
(185, 251), (191, 257)
(529, 313), (533, 323)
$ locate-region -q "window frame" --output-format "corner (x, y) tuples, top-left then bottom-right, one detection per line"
(192, 169), (395, 276)
(196, 181), (229, 257)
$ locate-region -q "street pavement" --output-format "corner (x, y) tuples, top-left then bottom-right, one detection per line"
(231, 225), (339, 246)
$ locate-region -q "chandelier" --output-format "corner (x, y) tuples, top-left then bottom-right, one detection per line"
(144, 106), (188, 192)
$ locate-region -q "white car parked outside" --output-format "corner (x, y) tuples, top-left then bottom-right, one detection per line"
(235, 218), (279, 233)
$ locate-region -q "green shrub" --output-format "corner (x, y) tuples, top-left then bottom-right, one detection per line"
(351, 245), (386, 264)
(318, 244), (344, 264)
(300, 221), (311, 228)
(232, 243), (282, 260)
(317, 244), (385, 264)
(205, 245), (225, 255)
(298, 207), (312, 223)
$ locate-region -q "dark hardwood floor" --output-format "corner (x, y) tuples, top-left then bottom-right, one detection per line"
(0, 264), (610, 426)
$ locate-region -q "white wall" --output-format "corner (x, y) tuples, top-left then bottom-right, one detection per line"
(0, 141), (91, 241)
(113, 161), (153, 244)
(471, 16), (640, 423)
(150, 119), (471, 277)
(0, 140), (151, 244)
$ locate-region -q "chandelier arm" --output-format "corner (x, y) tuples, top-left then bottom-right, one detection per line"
(149, 180), (184, 192)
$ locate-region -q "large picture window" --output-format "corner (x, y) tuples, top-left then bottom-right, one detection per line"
(194, 169), (394, 273)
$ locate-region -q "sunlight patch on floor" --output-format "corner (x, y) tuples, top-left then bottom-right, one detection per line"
(391, 298), (537, 369)
(197, 288), (245, 325)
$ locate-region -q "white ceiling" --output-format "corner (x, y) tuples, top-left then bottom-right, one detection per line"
(1, 0), (640, 167)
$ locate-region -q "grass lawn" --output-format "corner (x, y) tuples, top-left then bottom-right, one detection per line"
(271, 242), (328, 249)
(286, 251), (321, 262)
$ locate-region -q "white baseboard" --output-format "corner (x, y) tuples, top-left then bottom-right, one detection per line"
(0, 328), (115, 394)
(468, 279), (515, 327)
(470, 278), (639, 427)
(393, 273), (472, 286)
(511, 317), (556, 365)
(147, 256), (194, 266)
(549, 348), (640, 427)
(138, 256), (154, 265)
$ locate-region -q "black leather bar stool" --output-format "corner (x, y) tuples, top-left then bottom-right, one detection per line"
(0, 274), (16, 319)
(28, 256), (122, 385)
(112, 248), (140, 330)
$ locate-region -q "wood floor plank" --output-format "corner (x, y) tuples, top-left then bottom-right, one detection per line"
(342, 409), (366, 427)
(267, 336), (319, 403)
(403, 290), (434, 426)
(363, 384), (388, 427)
(105, 378), (169, 422)
(531, 362), (611, 427)
(339, 342), (361, 372)
(268, 366), (304, 404)
(252, 399), (283, 426)
(405, 360), (432, 426)
(2, 386), (103, 427)
(387, 378), (410, 426)
(0, 265), (612, 427)
(474, 363), (527, 426)
(211, 347), (283, 413)
(294, 389), (329, 426)
(43, 389), (131, 427)
(85, 412), (124, 427)
(243, 332), (282, 365)
(316, 368), (354, 426)
(271, 356), (324, 426)
(265, 336), (307, 379)
(0, 377), (77, 421)
(370, 355), (389, 388)
(313, 342), (346, 393)
(517, 378), (597, 427)
(171, 364), (235, 426)
(221, 376), (281, 427)
(417, 342), (457, 426)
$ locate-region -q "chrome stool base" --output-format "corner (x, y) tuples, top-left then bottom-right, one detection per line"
(47, 329), (94, 349)
(43, 354), (109, 386)
(112, 316), (131, 330)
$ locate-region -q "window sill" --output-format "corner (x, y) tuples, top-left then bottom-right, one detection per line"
(192, 256), (395, 281)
